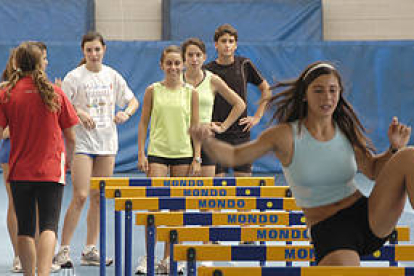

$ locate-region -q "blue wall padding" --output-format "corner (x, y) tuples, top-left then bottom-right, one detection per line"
(0, 0), (94, 43)
(1, 41), (413, 173)
(164, 0), (322, 42)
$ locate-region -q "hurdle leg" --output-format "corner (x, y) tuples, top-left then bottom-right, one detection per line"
(99, 181), (107, 276)
(187, 248), (196, 276)
(169, 230), (178, 276)
(389, 229), (398, 267)
(114, 189), (122, 276)
(125, 201), (133, 276)
(259, 180), (267, 267)
(259, 208), (265, 267)
(285, 188), (293, 267)
(147, 215), (156, 276)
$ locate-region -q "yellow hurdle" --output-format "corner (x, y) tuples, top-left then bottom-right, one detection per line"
(91, 176), (275, 190)
(105, 186), (290, 198)
(198, 266), (414, 276)
(135, 211), (306, 226)
(173, 244), (414, 262)
(114, 196), (300, 211)
(156, 226), (410, 242)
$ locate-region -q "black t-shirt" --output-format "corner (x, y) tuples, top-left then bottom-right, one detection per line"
(204, 56), (264, 137)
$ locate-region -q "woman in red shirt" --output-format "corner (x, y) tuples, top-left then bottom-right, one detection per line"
(0, 42), (78, 276)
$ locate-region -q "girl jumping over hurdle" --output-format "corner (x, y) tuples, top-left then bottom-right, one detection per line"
(190, 62), (414, 265)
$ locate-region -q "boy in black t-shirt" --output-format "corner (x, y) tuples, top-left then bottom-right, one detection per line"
(204, 24), (270, 176)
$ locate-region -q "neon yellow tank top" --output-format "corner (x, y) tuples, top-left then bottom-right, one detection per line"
(196, 70), (215, 124)
(148, 82), (193, 158)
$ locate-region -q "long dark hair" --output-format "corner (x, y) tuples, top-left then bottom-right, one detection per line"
(267, 61), (374, 155)
(3, 42), (59, 112)
(1, 48), (16, 82)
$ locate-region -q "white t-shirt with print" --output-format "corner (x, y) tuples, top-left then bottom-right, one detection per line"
(62, 64), (134, 154)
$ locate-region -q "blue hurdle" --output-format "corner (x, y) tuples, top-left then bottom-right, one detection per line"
(198, 266), (414, 276)
(92, 177), (276, 276)
(116, 196), (298, 276)
(174, 245), (414, 276)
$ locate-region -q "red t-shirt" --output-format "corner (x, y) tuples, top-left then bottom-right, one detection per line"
(0, 76), (78, 183)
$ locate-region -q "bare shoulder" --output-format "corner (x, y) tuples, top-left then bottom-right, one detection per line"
(146, 84), (155, 92)
(209, 73), (225, 87)
(261, 123), (292, 138)
(259, 123), (293, 164)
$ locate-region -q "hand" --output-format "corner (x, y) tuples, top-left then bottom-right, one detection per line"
(78, 109), (96, 130)
(239, 116), (260, 132)
(114, 111), (130, 124)
(189, 124), (214, 142)
(388, 116), (411, 149)
(189, 160), (201, 176)
(210, 122), (226, 134)
(138, 154), (149, 174)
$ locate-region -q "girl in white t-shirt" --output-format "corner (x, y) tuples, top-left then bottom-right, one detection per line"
(54, 31), (139, 267)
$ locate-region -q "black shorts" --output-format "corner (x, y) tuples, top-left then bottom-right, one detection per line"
(10, 181), (64, 237)
(310, 196), (389, 264)
(215, 133), (251, 174)
(148, 155), (193, 166)
(201, 147), (215, 166)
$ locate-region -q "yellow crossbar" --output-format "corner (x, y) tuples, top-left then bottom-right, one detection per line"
(135, 211), (305, 226)
(174, 245), (414, 262)
(114, 197), (299, 211)
(91, 176), (275, 189)
(105, 186), (290, 198)
(156, 226), (409, 242)
(198, 266), (411, 276)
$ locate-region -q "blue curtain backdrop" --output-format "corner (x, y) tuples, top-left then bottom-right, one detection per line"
(0, 0), (94, 43)
(163, 0), (322, 42)
(2, 41), (413, 173)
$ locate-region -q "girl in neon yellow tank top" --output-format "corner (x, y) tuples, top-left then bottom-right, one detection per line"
(181, 38), (245, 176)
(138, 45), (200, 176)
(137, 45), (200, 274)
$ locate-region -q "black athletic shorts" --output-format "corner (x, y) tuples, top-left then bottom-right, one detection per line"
(148, 155), (193, 166)
(201, 147), (215, 166)
(310, 196), (390, 264)
(10, 181), (64, 237)
(215, 133), (251, 174)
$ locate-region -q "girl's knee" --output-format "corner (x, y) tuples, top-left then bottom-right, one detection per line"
(72, 193), (88, 208)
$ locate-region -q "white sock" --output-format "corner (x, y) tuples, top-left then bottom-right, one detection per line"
(60, 245), (70, 252)
(83, 244), (96, 253)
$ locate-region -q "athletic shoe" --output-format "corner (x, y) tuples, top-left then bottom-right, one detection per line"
(155, 257), (185, 275)
(135, 255), (158, 275)
(50, 262), (62, 273)
(11, 256), (23, 273)
(80, 246), (113, 266)
(53, 246), (73, 268)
